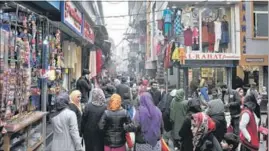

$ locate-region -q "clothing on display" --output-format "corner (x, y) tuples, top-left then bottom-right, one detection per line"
(221, 20), (229, 49)
(163, 8), (172, 36)
(192, 27), (199, 45)
(96, 49), (103, 74)
(214, 21), (222, 52)
(184, 28), (193, 46)
(174, 9), (183, 35)
(207, 21), (215, 52)
(179, 46), (186, 65)
(202, 22), (209, 43)
(157, 19), (164, 31)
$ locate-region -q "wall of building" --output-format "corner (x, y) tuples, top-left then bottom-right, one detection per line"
(244, 1), (268, 55)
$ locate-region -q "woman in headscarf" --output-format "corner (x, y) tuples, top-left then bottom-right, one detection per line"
(81, 88), (107, 151)
(124, 92), (163, 151)
(191, 112), (222, 151)
(51, 93), (83, 151)
(178, 98), (201, 151)
(206, 88), (227, 143)
(99, 94), (132, 151)
(69, 90), (82, 135)
(170, 89), (188, 149)
(239, 94), (260, 151)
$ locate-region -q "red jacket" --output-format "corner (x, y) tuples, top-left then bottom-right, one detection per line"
(240, 109), (259, 151)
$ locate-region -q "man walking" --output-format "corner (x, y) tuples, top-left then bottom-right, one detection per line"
(76, 69), (92, 110)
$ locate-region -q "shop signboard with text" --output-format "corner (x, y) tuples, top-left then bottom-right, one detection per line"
(61, 1), (83, 36)
(185, 53), (240, 60)
(83, 20), (95, 44)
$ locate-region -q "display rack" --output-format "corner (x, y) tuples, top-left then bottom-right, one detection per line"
(3, 111), (47, 151)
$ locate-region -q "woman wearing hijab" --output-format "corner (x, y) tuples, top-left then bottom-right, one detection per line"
(170, 89), (188, 149)
(81, 88), (107, 151)
(51, 93), (83, 151)
(239, 94), (260, 151)
(99, 94), (132, 151)
(69, 90), (82, 135)
(124, 92), (163, 151)
(191, 112), (222, 151)
(178, 98), (201, 151)
(206, 88), (227, 143)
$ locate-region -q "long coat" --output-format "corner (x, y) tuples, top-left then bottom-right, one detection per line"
(51, 109), (83, 151)
(81, 102), (107, 151)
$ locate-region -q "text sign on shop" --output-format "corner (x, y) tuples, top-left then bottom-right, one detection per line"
(61, 1), (83, 35)
(245, 58), (264, 63)
(83, 20), (95, 44)
(185, 53), (240, 60)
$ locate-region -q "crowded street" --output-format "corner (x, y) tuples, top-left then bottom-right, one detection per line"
(0, 1), (269, 151)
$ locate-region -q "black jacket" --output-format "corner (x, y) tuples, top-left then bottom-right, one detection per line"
(99, 109), (131, 147)
(76, 76), (91, 103)
(157, 93), (173, 131)
(149, 89), (162, 106)
(210, 113), (227, 143)
(116, 83), (131, 101)
(226, 89), (241, 117)
(69, 103), (82, 135)
(81, 103), (107, 151)
(178, 116), (193, 151)
(195, 133), (223, 151)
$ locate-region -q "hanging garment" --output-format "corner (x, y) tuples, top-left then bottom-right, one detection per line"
(192, 27), (199, 44)
(156, 43), (161, 56)
(164, 43), (172, 69)
(164, 23), (171, 36)
(89, 51), (97, 78)
(202, 21), (209, 43)
(157, 19), (164, 31)
(184, 28), (193, 46)
(174, 15), (182, 35)
(208, 21), (215, 52)
(172, 47), (179, 61)
(221, 21), (229, 44)
(163, 9), (172, 23)
(179, 47), (186, 65)
(96, 49), (102, 74)
(214, 21), (222, 52)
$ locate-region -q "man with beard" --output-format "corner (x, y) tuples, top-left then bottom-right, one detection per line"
(148, 81), (162, 106)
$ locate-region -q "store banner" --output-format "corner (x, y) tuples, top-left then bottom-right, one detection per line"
(61, 1), (83, 36)
(185, 53), (240, 60)
(83, 20), (95, 44)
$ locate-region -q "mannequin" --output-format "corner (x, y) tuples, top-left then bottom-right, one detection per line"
(163, 7), (172, 36)
(221, 15), (229, 52)
(207, 16), (215, 52)
(214, 17), (222, 52)
(174, 8), (183, 36)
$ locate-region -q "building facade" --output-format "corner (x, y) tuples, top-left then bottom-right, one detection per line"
(238, 1), (268, 92)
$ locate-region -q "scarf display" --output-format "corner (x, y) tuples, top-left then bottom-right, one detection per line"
(107, 94), (122, 111)
(192, 112), (216, 151)
(135, 92), (162, 147)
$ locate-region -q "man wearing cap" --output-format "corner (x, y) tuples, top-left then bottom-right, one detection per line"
(76, 69), (92, 110)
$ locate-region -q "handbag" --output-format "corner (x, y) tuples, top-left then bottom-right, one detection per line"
(161, 138), (170, 151)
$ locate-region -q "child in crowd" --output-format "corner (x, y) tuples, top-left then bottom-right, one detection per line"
(221, 133), (239, 151)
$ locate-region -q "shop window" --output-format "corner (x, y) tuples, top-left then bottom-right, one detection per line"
(252, 2), (268, 38)
(200, 7), (231, 53)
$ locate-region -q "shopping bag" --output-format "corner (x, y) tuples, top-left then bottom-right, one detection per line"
(126, 132), (134, 149)
(161, 138), (170, 151)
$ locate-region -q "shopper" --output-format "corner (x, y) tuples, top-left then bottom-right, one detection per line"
(221, 84), (241, 135)
(191, 112), (222, 151)
(116, 77), (131, 104)
(221, 133), (239, 151)
(148, 81), (162, 106)
(206, 88), (227, 143)
(124, 92), (163, 151)
(50, 93), (83, 151)
(236, 87), (245, 108)
(99, 94), (132, 151)
(178, 98), (201, 151)
(69, 90), (82, 135)
(170, 89), (188, 149)
(76, 69), (92, 109)
(239, 94), (260, 151)
(81, 88), (107, 151)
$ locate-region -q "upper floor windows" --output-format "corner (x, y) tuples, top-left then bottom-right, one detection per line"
(252, 1), (268, 39)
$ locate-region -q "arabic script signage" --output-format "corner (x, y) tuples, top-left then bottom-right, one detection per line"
(61, 1), (83, 35)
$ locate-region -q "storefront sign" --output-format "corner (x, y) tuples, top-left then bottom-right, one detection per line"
(185, 53), (240, 60)
(83, 20), (94, 43)
(240, 2), (246, 54)
(240, 55), (268, 66)
(245, 58), (264, 63)
(61, 1), (83, 35)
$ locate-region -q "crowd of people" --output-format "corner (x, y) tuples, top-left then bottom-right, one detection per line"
(49, 69), (267, 151)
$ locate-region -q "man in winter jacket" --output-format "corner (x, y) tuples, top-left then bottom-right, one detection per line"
(221, 84), (241, 135)
(76, 69), (92, 106)
(148, 81), (162, 106)
(116, 77), (131, 106)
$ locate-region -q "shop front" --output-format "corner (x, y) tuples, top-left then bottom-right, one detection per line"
(238, 55), (268, 93)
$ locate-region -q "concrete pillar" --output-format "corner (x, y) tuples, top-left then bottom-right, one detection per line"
(226, 67), (233, 88)
(183, 68), (189, 99)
